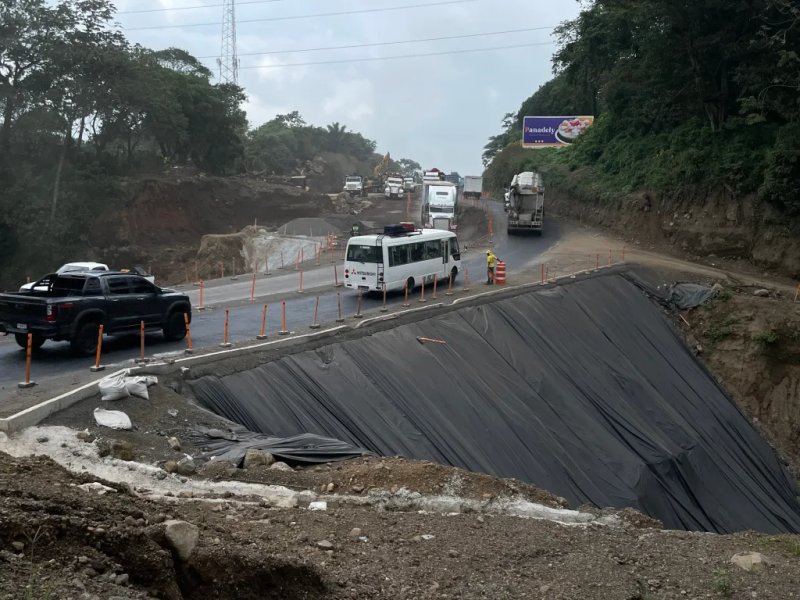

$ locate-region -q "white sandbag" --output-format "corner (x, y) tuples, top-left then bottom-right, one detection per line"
(93, 407), (132, 430)
(125, 375), (156, 400)
(98, 374), (130, 402)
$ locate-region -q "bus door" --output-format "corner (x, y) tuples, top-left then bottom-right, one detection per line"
(441, 239), (449, 276)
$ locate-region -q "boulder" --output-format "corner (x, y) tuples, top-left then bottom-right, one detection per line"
(243, 449), (275, 469)
(163, 520), (199, 561)
(730, 551), (770, 572)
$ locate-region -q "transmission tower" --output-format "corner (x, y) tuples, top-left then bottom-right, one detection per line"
(217, 0), (239, 85)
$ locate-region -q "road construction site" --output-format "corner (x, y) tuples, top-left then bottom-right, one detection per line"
(2, 190), (800, 599)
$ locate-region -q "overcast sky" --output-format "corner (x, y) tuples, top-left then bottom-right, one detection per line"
(111, 0), (581, 175)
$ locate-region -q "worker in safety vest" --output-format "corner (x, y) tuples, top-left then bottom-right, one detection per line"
(486, 250), (498, 284)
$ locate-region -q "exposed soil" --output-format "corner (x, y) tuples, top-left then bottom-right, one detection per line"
(685, 287), (800, 474)
(547, 183), (800, 280)
(2, 449), (800, 600)
(88, 175), (334, 286)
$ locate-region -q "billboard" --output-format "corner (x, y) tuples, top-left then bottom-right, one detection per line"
(522, 116), (594, 148)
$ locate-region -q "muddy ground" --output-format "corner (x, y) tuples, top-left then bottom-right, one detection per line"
(3, 447), (800, 600)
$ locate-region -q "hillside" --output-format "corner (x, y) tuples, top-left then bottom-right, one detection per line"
(483, 0), (800, 277)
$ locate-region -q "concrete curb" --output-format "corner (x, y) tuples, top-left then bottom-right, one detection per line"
(0, 369), (128, 433)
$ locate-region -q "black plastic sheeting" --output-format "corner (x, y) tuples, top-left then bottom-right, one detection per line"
(191, 427), (369, 466)
(190, 273), (800, 534)
(626, 274), (720, 311)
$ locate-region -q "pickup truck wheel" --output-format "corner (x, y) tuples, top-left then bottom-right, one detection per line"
(163, 311), (187, 342)
(14, 333), (45, 350)
(70, 322), (99, 356)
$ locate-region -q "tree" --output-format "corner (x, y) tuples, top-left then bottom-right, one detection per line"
(395, 158), (421, 175)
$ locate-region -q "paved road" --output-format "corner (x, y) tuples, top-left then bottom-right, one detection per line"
(0, 200), (559, 392)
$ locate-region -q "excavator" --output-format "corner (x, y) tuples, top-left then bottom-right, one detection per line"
(364, 153), (391, 194)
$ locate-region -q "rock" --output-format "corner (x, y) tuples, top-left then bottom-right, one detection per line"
(164, 460), (178, 474)
(753, 289), (770, 297)
(36, 436), (49, 443)
(124, 516), (136, 527)
(163, 520), (199, 561)
(270, 461), (293, 472)
(316, 540), (334, 550)
(309, 501), (327, 511)
(421, 534), (435, 541)
(167, 409), (179, 418)
(114, 573), (129, 586)
(448, 549), (460, 558)
(77, 556), (90, 564)
(76, 431), (96, 443)
(105, 440), (134, 461)
(349, 528), (362, 540)
(167, 437), (181, 451)
(731, 551), (770, 572)
(243, 449), (275, 468)
(71, 577), (85, 590)
(351, 484), (364, 493)
(11, 541), (24, 552)
(175, 455), (196, 476)
(326, 482), (335, 492)
(178, 491), (193, 498)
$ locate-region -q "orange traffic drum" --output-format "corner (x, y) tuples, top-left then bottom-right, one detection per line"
(494, 260), (507, 284)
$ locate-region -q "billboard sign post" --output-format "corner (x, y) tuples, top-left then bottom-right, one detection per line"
(522, 116), (594, 148)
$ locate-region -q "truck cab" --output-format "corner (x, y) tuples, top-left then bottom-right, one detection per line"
(344, 175), (365, 197)
(385, 176), (404, 199)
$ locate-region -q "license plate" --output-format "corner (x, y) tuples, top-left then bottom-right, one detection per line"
(17, 323), (27, 331)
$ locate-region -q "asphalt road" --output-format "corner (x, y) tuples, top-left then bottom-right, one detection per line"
(0, 199), (559, 392)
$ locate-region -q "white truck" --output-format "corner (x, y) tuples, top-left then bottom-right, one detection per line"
(384, 175), (404, 199)
(403, 177), (416, 193)
(507, 171), (544, 235)
(343, 175), (365, 197)
(463, 176), (482, 201)
(422, 180), (457, 231)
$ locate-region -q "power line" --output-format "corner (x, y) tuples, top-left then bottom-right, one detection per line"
(237, 41), (555, 69)
(118, 0), (285, 15)
(124, 0), (481, 31)
(196, 26), (555, 59)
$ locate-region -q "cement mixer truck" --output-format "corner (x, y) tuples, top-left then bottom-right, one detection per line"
(506, 171), (544, 235)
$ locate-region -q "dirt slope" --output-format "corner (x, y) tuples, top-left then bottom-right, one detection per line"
(2, 449), (800, 600)
(546, 180), (800, 279)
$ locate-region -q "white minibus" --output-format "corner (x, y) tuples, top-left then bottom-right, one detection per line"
(344, 226), (461, 292)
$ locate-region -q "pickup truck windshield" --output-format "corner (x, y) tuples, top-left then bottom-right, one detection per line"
(51, 276), (87, 295)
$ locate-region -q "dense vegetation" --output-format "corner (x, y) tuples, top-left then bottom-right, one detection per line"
(484, 0), (800, 218)
(0, 0), (396, 284)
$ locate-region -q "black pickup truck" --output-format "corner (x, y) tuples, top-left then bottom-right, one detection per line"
(0, 271), (192, 355)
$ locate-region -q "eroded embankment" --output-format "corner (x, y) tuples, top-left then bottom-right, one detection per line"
(185, 271), (800, 534)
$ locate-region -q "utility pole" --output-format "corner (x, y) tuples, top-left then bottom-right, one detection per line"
(217, 0), (238, 85)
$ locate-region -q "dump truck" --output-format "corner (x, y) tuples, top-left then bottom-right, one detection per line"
(463, 176), (482, 200)
(343, 175), (365, 197)
(507, 171), (544, 235)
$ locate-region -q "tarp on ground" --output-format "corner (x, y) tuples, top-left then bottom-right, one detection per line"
(191, 427), (369, 466)
(189, 273), (800, 534)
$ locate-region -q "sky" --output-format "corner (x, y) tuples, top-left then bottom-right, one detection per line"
(110, 0), (582, 175)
